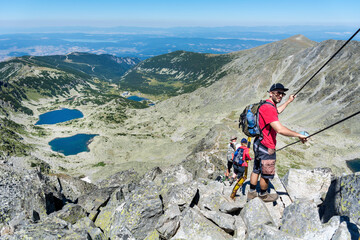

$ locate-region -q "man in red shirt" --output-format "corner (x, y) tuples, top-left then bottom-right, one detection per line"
(247, 83), (308, 202)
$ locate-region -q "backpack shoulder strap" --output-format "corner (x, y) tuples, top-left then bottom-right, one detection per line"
(259, 100), (277, 133)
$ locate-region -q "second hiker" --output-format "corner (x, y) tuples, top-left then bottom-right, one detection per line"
(230, 138), (252, 184)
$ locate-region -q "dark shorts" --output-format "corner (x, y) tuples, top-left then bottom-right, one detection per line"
(227, 161), (233, 171)
(233, 164), (245, 178)
(253, 138), (276, 179)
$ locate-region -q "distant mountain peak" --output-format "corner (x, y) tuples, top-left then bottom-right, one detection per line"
(284, 34), (316, 47)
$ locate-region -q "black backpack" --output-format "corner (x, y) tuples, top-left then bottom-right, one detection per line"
(239, 100), (276, 138)
(233, 147), (245, 166)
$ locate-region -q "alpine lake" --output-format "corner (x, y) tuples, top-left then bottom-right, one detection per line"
(36, 108), (98, 156)
(346, 158), (360, 173)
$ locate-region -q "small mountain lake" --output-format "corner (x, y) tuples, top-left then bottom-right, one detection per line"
(127, 95), (149, 101)
(35, 108), (83, 125)
(346, 159), (360, 173)
(49, 134), (98, 156)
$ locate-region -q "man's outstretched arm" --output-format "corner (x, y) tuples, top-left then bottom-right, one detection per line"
(270, 121), (308, 143)
(277, 95), (295, 114)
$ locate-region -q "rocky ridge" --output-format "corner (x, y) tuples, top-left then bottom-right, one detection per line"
(0, 157), (359, 239)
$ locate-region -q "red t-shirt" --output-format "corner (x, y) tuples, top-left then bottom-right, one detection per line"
(239, 146), (251, 167)
(259, 100), (278, 149)
(239, 146), (252, 160)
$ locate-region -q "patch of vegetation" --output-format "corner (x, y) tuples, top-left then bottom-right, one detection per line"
(0, 118), (31, 157)
(119, 50), (234, 96)
(59, 166), (68, 172)
(31, 126), (48, 137)
(28, 52), (140, 82)
(93, 161), (106, 167)
(30, 161), (51, 174)
(0, 58), (91, 115)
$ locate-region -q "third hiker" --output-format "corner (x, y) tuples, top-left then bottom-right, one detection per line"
(247, 83), (308, 202)
(225, 136), (240, 181)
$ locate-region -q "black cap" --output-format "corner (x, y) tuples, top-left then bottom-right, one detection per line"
(269, 83), (289, 92)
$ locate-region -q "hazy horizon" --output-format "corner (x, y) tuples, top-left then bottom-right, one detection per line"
(1, 0), (359, 29)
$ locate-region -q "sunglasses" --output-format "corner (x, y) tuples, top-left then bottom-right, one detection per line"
(273, 91), (286, 97)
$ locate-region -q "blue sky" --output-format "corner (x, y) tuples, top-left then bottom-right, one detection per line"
(1, 0), (359, 28)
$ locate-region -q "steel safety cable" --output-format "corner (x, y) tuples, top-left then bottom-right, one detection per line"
(277, 110), (360, 151)
(294, 28), (360, 96)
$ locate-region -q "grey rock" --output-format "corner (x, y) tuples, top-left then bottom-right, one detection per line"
(1, 216), (88, 239)
(240, 197), (276, 232)
(247, 224), (302, 240)
(73, 217), (106, 240)
(108, 181), (163, 240)
(152, 165), (193, 187)
(108, 226), (136, 240)
(282, 168), (332, 205)
(161, 181), (198, 210)
(77, 187), (116, 220)
(320, 173), (360, 226)
(280, 199), (322, 238)
(96, 169), (140, 188)
(198, 180), (228, 211)
(47, 174), (97, 203)
(156, 204), (181, 240)
(0, 165), (48, 225)
(332, 221), (352, 240)
(171, 207), (232, 240)
(201, 209), (235, 234)
(94, 188), (126, 236)
(143, 166), (163, 182)
(49, 203), (87, 225)
(233, 215), (247, 240)
(144, 230), (161, 240)
(302, 216), (340, 240)
(219, 200), (245, 215)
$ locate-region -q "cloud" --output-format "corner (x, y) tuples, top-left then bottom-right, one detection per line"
(324, 32), (352, 36)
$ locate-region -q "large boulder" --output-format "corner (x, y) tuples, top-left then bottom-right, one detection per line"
(46, 173), (97, 203)
(49, 203), (87, 225)
(282, 168), (332, 205)
(156, 204), (181, 239)
(0, 216), (89, 239)
(73, 217), (106, 240)
(247, 224), (302, 240)
(320, 172), (360, 227)
(108, 180), (163, 239)
(197, 180), (228, 211)
(0, 165), (48, 225)
(94, 187), (126, 236)
(240, 197), (276, 232)
(77, 187), (116, 220)
(280, 199), (322, 238)
(171, 207), (233, 240)
(96, 169), (140, 188)
(201, 209), (236, 234)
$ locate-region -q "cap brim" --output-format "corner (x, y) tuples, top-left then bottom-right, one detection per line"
(271, 87), (289, 92)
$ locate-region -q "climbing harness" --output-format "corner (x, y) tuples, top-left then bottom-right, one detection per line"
(294, 28), (360, 96)
(278, 110), (360, 151)
(230, 137), (251, 199)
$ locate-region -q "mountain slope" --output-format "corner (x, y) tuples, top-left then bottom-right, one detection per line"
(96, 34), (359, 179)
(21, 52), (141, 82)
(0, 58), (91, 114)
(1, 34), (359, 181)
(119, 50), (234, 96)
